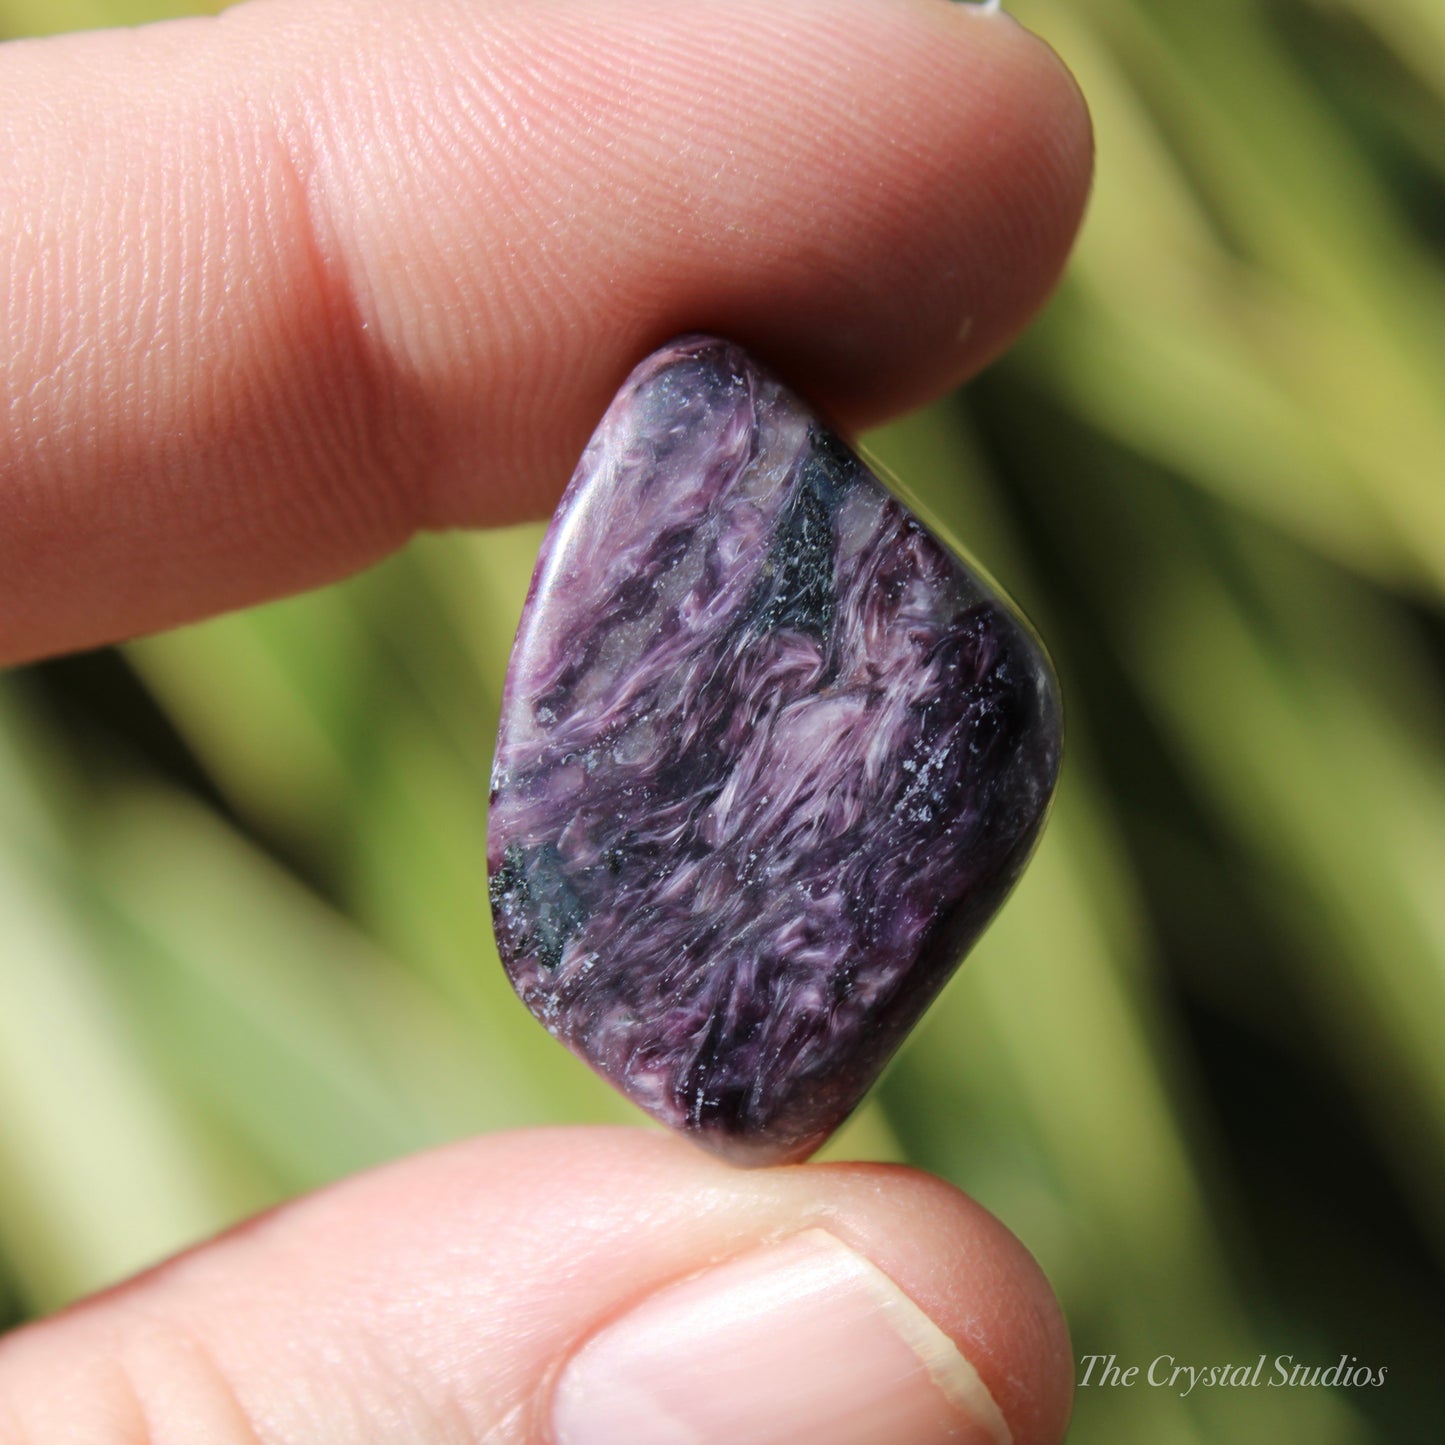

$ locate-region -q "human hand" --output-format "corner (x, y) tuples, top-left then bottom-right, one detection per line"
(0, 1), (1092, 1439)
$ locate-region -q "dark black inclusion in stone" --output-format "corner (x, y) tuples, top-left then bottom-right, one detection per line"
(488, 842), (588, 971)
(747, 428), (851, 642)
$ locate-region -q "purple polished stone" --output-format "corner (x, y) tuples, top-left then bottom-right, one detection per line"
(488, 336), (1060, 1165)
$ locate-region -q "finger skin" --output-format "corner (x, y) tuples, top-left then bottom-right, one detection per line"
(0, 0), (1092, 663)
(0, 1127), (1073, 1443)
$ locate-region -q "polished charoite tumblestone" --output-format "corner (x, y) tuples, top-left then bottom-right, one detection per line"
(488, 336), (1061, 1165)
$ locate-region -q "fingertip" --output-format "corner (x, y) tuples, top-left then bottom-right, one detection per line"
(687, 0), (1093, 430)
(428, 1131), (1078, 1445)
(784, 1158), (1075, 1445)
(314, 1131), (1078, 1444)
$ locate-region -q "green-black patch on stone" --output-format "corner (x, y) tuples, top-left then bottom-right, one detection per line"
(488, 841), (587, 970)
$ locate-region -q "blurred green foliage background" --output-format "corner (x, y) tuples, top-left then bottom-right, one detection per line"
(3, 0), (1444, 1440)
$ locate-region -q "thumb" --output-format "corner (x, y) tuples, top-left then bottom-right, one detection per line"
(0, 1128), (1073, 1443)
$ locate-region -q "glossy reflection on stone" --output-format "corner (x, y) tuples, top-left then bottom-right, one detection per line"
(488, 336), (1061, 1165)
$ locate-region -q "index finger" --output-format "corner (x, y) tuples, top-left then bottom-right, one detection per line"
(0, 0), (1092, 663)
